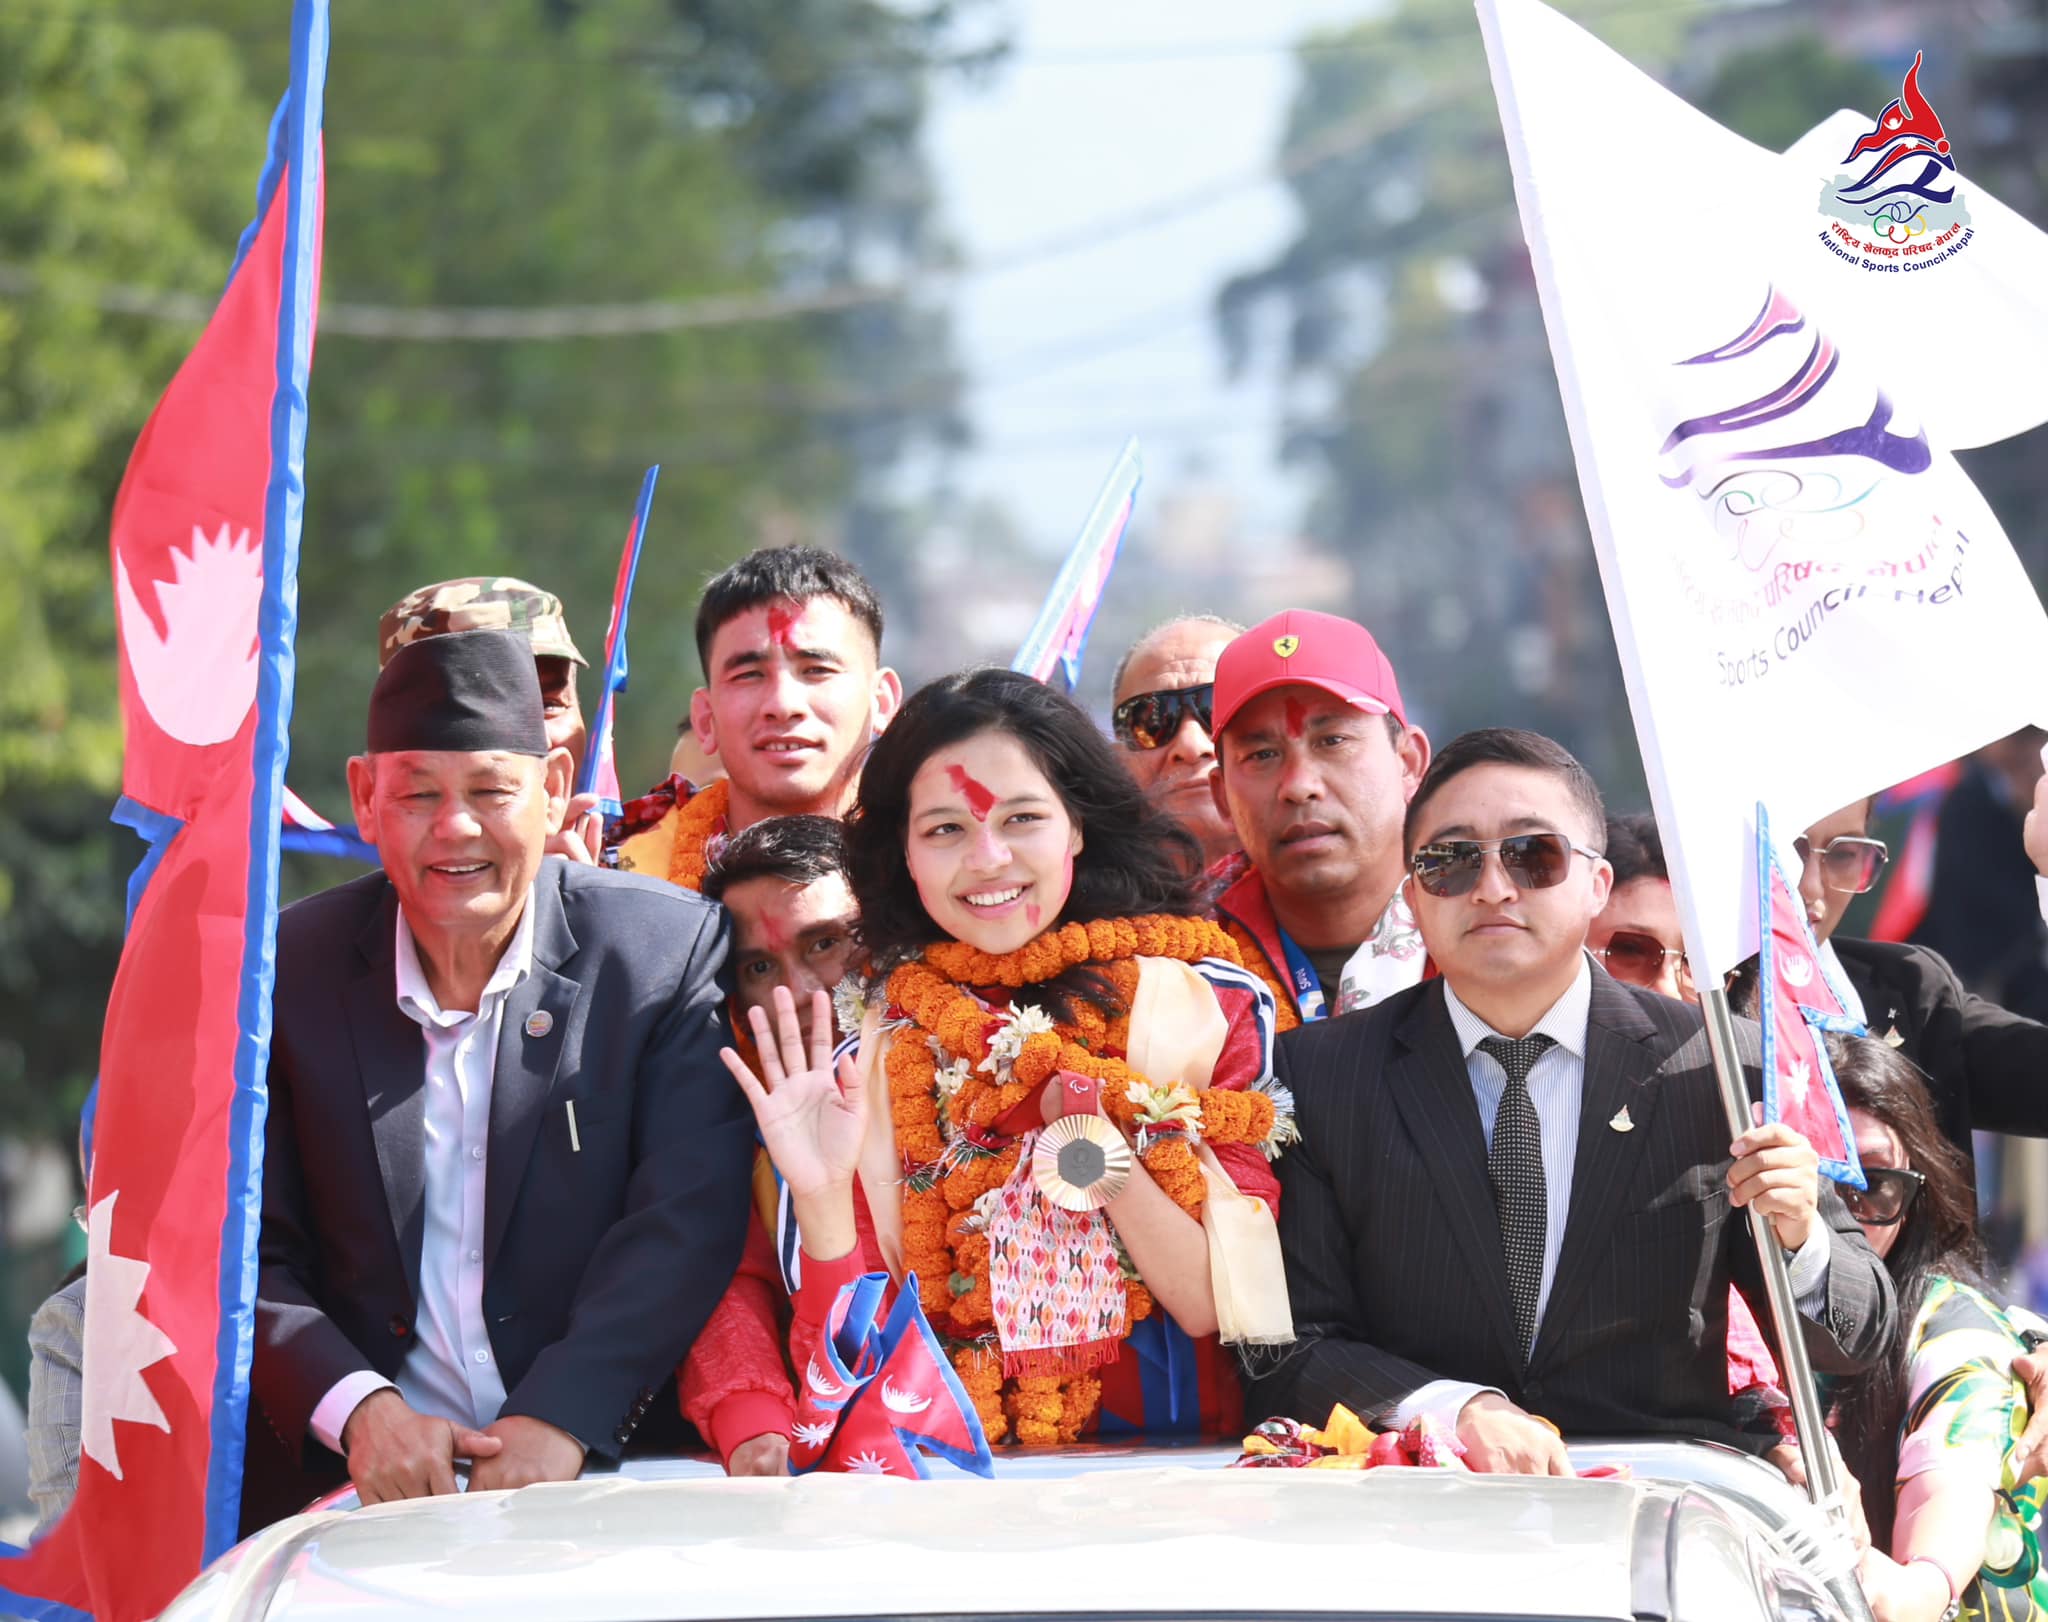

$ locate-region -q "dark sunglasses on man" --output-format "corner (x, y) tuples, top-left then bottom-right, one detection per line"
(1792, 833), (1890, 895)
(1409, 831), (1601, 899)
(1839, 1165), (1925, 1226)
(1596, 929), (1692, 987)
(1112, 683), (1215, 751)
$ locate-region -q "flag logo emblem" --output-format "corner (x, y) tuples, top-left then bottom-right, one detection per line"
(1817, 52), (1973, 274)
(1273, 635), (1300, 658)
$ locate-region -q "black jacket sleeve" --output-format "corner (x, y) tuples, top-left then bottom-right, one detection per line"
(497, 904), (752, 1457)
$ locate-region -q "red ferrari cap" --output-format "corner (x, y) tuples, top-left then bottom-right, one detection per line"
(1212, 609), (1406, 735)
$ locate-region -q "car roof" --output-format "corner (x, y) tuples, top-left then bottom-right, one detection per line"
(164, 1444), (1830, 1622)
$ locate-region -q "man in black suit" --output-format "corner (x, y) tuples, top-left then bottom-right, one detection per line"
(1791, 792), (2048, 1170)
(244, 628), (752, 1529)
(1250, 728), (1894, 1473)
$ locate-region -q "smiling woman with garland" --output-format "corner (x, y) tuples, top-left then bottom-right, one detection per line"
(723, 668), (1297, 1445)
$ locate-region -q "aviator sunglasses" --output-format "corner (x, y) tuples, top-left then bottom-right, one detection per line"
(1792, 833), (1890, 895)
(1839, 1165), (1926, 1226)
(1409, 832), (1601, 899)
(1596, 930), (1691, 986)
(1113, 683), (1215, 751)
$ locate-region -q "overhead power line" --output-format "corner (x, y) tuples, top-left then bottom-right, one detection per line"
(0, 0), (1720, 70)
(0, 78), (1482, 342)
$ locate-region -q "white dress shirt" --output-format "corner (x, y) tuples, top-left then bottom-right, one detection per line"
(1397, 955), (1832, 1433)
(308, 896), (536, 1454)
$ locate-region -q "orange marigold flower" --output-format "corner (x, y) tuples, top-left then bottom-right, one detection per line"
(663, 778), (733, 893)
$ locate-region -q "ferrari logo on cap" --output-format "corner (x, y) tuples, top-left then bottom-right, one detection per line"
(1273, 634), (1300, 659)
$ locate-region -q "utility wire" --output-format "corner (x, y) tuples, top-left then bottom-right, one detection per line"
(0, 0), (1720, 70)
(0, 80), (1482, 341)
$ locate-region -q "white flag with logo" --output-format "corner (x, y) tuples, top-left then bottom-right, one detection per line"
(1478, 0), (2048, 978)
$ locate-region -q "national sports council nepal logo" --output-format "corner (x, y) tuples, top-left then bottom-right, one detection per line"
(1817, 52), (1973, 275)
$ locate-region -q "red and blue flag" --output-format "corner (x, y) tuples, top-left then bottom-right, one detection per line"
(578, 466), (659, 818)
(0, 5), (327, 1617)
(788, 1273), (994, 1479)
(278, 782), (373, 863)
(1756, 803), (1866, 1190)
(1011, 438), (1142, 693)
(1868, 761), (1961, 943)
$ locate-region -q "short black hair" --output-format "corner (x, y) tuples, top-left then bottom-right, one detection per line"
(693, 545), (885, 677)
(1403, 727), (1606, 854)
(847, 667), (1201, 960)
(1602, 811), (1667, 887)
(702, 814), (851, 904)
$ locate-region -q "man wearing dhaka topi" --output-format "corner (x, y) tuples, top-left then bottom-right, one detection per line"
(241, 628), (752, 1529)
(608, 545), (902, 891)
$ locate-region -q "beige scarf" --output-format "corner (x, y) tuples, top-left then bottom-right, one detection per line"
(853, 959), (1293, 1346)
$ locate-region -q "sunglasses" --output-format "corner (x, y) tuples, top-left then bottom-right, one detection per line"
(1409, 832), (1601, 899)
(1840, 1165), (1926, 1226)
(1596, 930), (1691, 986)
(1792, 834), (1890, 895)
(1113, 683), (1214, 751)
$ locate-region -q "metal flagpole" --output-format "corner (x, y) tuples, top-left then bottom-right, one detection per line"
(1700, 984), (1874, 1622)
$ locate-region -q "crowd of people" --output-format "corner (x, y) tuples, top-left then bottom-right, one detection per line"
(26, 544), (2048, 1622)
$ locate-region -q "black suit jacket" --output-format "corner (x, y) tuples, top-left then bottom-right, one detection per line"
(243, 858), (751, 1528)
(1247, 971), (1895, 1450)
(1832, 934), (2048, 1167)
(1914, 764), (2048, 1026)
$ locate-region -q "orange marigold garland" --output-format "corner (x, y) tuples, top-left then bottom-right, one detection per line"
(663, 777), (733, 893)
(873, 914), (1285, 1446)
(920, 915), (1236, 988)
(950, 1343), (1008, 1444)
(1005, 1374), (1068, 1446)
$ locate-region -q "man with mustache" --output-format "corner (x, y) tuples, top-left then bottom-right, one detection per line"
(1209, 610), (1432, 1028)
(244, 629), (751, 1527)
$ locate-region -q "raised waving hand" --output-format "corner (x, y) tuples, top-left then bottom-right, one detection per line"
(719, 985), (866, 1260)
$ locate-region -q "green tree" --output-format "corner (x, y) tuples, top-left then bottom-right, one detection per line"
(1216, 5), (1934, 801)
(0, 0), (984, 1150)
(0, 2), (270, 1140)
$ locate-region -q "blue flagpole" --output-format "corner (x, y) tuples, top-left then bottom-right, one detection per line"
(209, 0), (328, 1558)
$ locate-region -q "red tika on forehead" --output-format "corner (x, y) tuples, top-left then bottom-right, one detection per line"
(765, 601), (802, 649)
(946, 764), (997, 821)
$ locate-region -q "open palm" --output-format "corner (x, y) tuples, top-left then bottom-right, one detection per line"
(720, 986), (866, 1201)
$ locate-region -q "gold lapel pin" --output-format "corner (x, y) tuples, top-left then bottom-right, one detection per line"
(1608, 1106), (1634, 1133)
(1882, 1025), (1905, 1049)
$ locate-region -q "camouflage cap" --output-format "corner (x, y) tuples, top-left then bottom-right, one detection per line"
(377, 577), (587, 669)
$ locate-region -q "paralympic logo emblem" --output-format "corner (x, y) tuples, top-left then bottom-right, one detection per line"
(1816, 51), (1973, 274)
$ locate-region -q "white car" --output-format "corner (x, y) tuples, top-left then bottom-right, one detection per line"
(160, 1441), (1858, 1622)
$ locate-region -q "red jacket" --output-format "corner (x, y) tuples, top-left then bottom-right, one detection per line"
(1212, 858), (1307, 1026)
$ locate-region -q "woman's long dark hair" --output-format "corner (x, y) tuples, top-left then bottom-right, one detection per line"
(846, 667), (1203, 1014)
(1825, 1031), (1987, 1550)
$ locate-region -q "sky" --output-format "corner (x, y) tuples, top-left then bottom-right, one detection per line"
(922, 0), (1375, 553)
